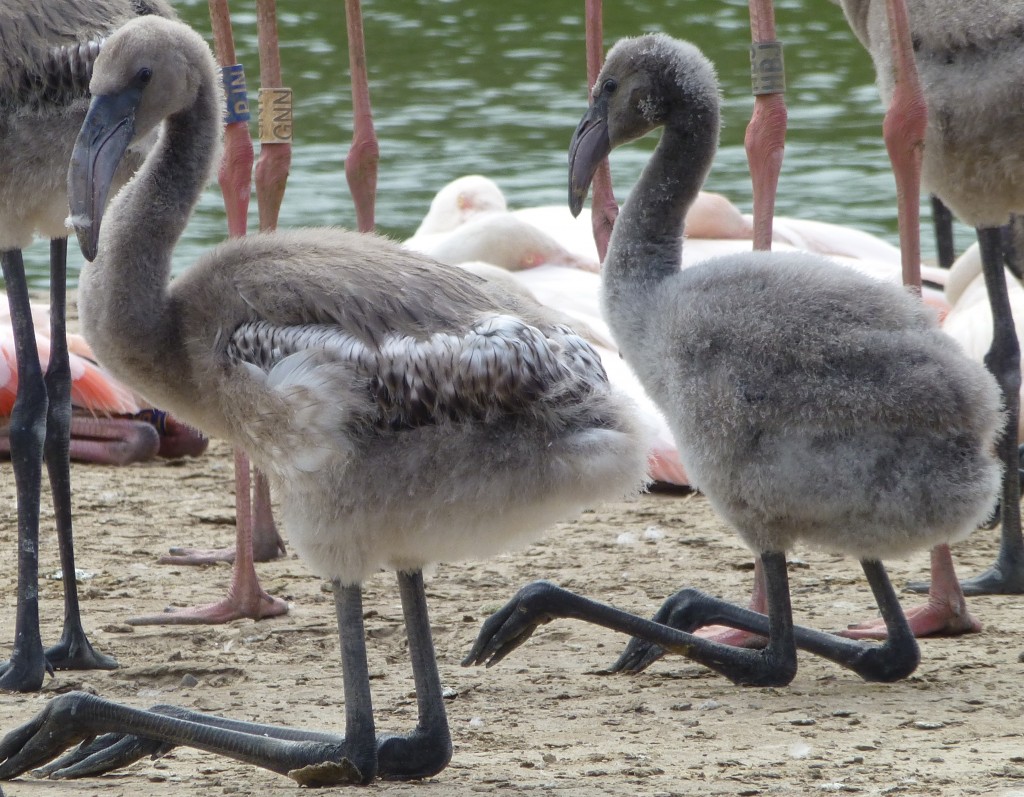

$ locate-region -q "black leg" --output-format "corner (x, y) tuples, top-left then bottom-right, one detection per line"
(0, 690), (368, 784)
(465, 552), (918, 685)
(40, 238), (116, 673)
(851, 560), (919, 679)
(377, 570), (452, 779)
(1, 583), (379, 784)
(327, 580), (379, 784)
(465, 552), (802, 687)
(0, 248), (48, 693)
(0, 577), (457, 784)
(956, 226), (1024, 595)
(931, 195), (955, 269)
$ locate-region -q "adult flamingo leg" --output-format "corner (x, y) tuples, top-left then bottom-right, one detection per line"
(745, 0), (787, 252)
(130, 0), (288, 624)
(343, 0), (379, 233)
(583, 0), (617, 262)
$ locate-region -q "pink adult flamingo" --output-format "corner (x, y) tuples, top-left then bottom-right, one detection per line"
(0, 307), (207, 464)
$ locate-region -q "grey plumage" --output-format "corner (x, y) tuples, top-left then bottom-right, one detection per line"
(839, 0), (1024, 227)
(595, 33), (1001, 562)
(0, 0), (175, 248)
(0, 0), (175, 693)
(76, 17), (648, 612)
(838, 0), (1024, 600)
(456, 33), (1006, 685)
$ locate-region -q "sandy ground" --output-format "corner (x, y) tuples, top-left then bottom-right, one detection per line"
(3, 439), (1024, 796)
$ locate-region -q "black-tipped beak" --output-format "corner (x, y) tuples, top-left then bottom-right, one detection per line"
(568, 101), (610, 218)
(68, 87), (143, 261)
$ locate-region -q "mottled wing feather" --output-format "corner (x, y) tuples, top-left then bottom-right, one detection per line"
(226, 316), (609, 432)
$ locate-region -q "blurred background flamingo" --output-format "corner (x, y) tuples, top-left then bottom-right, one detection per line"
(0, 298), (209, 465)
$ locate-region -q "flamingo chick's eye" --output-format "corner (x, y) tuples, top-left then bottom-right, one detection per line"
(137, 67), (153, 85)
(602, 78), (618, 94)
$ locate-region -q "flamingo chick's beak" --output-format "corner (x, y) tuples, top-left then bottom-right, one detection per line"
(568, 102), (611, 218)
(68, 87), (143, 262)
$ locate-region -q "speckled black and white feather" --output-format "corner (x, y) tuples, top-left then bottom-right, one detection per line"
(226, 316), (609, 431)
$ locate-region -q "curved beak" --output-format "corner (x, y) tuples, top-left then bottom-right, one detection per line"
(68, 87), (143, 262)
(568, 101), (610, 218)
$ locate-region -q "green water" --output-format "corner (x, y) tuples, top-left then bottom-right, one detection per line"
(18, 0), (969, 290)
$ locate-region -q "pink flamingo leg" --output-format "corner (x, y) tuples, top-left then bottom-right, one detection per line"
(0, 416), (157, 466)
(65, 417), (159, 465)
(250, 0), (291, 562)
(132, 0), (287, 624)
(344, 0), (379, 233)
(881, 0), (925, 293)
(147, 412), (210, 460)
(254, 0), (292, 234)
(584, 0), (617, 262)
(694, 558), (768, 649)
(842, 545), (980, 639)
(842, 0), (976, 639)
(745, 0), (788, 252)
(132, 453), (288, 625)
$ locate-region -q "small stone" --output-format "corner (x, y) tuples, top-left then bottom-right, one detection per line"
(642, 526), (665, 541)
(180, 673), (199, 688)
(100, 623), (135, 634)
(912, 720), (945, 730)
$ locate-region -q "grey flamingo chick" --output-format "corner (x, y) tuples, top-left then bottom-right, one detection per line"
(0, 0), (174, 692)
(464, 34), (1002, 687)
(0, 16), (647, 784)
(837, 1), (1024, 640)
